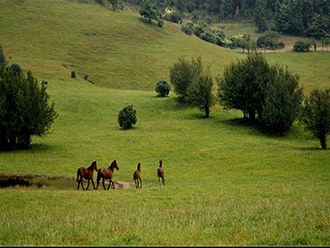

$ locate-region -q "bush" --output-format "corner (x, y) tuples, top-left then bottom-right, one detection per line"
(0, 67), (58, 150)
(10, 63), (21, 77)
(181, 21), (194, 35)
(155, 80), (171, 97)
(293, 41), (311, 52)
(71, 70), (76, 78)
(118, 105), (137, 129)
(256, 31), (284, 49)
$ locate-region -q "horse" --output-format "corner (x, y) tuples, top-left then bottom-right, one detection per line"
(133, 163), (142, 188)
(97, 160), (119, 190)
(157, 160), (165, 186)
(77, 161), (98, 190)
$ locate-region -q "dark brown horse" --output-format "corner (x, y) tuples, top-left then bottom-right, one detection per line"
(133, 163), (142, 188)
(77, 161), (98, 190)
(157, 160), (165, 186)
(97, 160), (119, 190)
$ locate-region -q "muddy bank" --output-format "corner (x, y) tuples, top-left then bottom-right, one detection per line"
(0, 173), (126, 190)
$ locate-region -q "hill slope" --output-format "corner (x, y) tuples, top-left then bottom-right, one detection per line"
(0, 0), (243, 90)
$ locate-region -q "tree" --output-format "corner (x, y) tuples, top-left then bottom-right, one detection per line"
(217, 53), (303, 134)
(155, 80), (171, 97)
(169, 56), (204, 102)
(0, 67), (58, 150)
(139, 0), (161, 24)
(293, 41), (311, 52)
(108, 0), (118, 10)
(262, 65), (304, 134)
(255, 0), (268, 33)
(299, 88), (330, 149)
(217, 53), (271, 121)
(118, 105), (137, 129)
(186, 72), (216, 118)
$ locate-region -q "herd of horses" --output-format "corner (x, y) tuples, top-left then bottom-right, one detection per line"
(76, 160), (165, 190)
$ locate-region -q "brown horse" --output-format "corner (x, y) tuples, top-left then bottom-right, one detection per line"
(97, 160), (119, 190)
(77, 161), (98, 190)
(157, 160), (165, 186)
(133, 163), (142, 188)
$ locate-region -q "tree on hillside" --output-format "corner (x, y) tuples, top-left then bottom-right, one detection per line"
(169, 56), (204, 102)
(299, 88), (330, 149)
(255, 0), (268, 33)
(139, 0), (161, 24)
(186, 72), (216, 118)
(0, 66), (58, 150)
(217, 53), (303, 134)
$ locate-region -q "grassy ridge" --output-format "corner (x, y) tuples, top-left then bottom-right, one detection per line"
(0, 0), (330, 246)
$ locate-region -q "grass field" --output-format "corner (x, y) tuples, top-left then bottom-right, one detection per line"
(0, 0), (329, 246)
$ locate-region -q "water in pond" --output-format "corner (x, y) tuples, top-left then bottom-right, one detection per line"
(0, 173), (122, 190)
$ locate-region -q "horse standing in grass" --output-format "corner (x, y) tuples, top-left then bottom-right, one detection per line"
(77, 161), (98, 190)
(97, 160), (119, 190)
(133, 163), (142, 188)
(157, 160), (165, 186)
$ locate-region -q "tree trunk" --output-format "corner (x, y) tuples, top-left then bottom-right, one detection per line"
(320, 136), (327, 149)
(205, 105), (210, 118)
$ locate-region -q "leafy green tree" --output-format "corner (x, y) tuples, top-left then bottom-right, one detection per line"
(262, 65), (304, 134)
(186, 72), (216, 118)
(255, 0), (268, 33)
(155, 80), (171, 97)
(217, 53), (303, 133)
(217, 53), (271, 121)
(299, 88), (330, 149)
(118, 105), (137, 129)
(139, 0), (161, 24)
(169, 56), (204, 102)
(0, 67), (58, 150)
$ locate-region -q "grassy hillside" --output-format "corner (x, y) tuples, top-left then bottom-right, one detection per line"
(0, 0), (329, 246)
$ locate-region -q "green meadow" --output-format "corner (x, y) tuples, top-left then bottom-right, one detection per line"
(0, 0), (329, 245)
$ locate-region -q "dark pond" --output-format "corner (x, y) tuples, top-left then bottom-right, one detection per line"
(0, 173), (122, 190)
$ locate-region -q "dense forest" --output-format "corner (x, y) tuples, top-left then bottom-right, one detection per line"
(122, 0), (330, 39)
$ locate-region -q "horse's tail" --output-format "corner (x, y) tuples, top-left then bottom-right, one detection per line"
(76, 168), (80, 182)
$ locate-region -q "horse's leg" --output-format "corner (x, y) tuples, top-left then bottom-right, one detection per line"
(91, 178), (96, 190)
(162, 177), (165, 185)
(140, 178), (142, 188)
(158, 176), (161, 186)
(107, 179), (111, 190)
(86, 179), (90, 190)
(102, 177), (106, 190)
(110, 179), (115, 190)
(77, 180), (80, 190)
(81, 179), (85, 190)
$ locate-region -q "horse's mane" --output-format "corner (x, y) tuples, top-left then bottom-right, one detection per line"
(108, 160), (117, 169)
(88, 161), (96, 170)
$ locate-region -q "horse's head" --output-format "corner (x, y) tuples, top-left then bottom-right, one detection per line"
(92, 161), (98, 171)
(113, 160), (119, 170)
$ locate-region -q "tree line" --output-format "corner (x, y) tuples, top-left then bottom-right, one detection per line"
(168, 53), (330, 149)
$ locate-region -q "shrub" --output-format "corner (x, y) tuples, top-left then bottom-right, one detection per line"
(118, 105), (137, 129)
(293, 41), (311, 52)
(10, 63), (21, 77)
(256, 31), (283, 49)
(71, 70), (76, 78)
(155, 80), (171, 97)
(181, 21), (194, 35)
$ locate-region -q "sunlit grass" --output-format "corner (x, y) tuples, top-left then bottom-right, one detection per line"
(0, 0), (329, 246)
